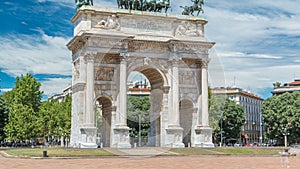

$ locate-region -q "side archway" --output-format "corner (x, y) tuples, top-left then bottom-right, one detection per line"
(95, 96), (113, 147)
(179, 98), (194, 147)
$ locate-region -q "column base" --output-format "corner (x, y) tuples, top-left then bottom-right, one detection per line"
(194, 126), (214, 148)
(165, 125), (185, 148)
(79, 126), (98, 149)
(112, 125), (131, 149)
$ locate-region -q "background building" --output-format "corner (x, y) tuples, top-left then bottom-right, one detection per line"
(272, 79), (300, 96)
(212, 87), (264, 144)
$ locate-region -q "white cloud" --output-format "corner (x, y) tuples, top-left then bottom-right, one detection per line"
(40, 78), (71, 96)
(0, 88), (12, 92)
(201, 0), (300, 98)
(0, 32), (72, 96)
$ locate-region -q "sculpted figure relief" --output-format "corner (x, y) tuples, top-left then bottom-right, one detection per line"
(95, 15), (121, 31)
(175, 21), (202, 37)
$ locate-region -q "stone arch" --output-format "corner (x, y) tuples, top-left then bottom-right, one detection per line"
(127, 66), (166, 147)
(179, 98), (194, 147)
(127, 59), (169, 89)
(95, 96), (113, 147)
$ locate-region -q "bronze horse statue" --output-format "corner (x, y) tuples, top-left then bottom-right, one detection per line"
(75, 0), (93, 9)
(180, 0), (204, 16)
(117, 0), (171, 13)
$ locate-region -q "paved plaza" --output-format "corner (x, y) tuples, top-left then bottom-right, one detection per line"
(1, 154), (300, 169)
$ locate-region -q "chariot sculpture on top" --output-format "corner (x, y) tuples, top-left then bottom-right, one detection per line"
(75, 0), (204, 16)
(117, 0), (171, 13)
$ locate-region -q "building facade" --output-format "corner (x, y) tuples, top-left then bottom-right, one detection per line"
(212, 87), (264, 144)
(272, 79), (300, 95)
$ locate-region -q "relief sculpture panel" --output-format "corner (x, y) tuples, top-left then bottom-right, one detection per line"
(95, 67), (115, 81)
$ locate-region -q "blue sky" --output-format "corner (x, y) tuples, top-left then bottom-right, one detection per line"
(0, 0), (300, 99)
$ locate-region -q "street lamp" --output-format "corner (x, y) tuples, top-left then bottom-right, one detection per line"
(282, 123), (291, 148)
(220, 112), (223, 147)
(138, 113), (142, 147)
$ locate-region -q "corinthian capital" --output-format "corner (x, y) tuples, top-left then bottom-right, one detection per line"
(201, 59), (210, 69)
(84, 53), (96, 63)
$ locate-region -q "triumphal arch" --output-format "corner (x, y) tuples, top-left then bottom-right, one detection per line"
(67, 5), (215, 148)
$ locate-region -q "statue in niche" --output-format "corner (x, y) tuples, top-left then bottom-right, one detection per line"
(95, 15), (121, 31)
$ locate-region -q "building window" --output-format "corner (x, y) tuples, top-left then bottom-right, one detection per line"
(229, 95), (234, 100)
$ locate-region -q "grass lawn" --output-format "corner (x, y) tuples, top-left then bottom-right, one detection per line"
(3, 147), (284, 157)
(170, 147), (283, 156)
(4, 148), (115, 157)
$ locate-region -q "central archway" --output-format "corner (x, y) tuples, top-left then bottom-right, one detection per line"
(127, 66), (166, 147)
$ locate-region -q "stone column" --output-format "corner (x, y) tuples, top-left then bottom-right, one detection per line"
(201, 59), (209, 126)
(170, 59), (180, 127)
(119, 54), (128, 126)
(85, 54), (95, 126)
(79, 53), (97, 148)
(166, 58), (184, 148)
(112, 53), (131, 148)
(194, 59), (214, 148)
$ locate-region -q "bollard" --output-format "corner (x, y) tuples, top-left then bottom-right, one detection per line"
(43, 150), (48, 157)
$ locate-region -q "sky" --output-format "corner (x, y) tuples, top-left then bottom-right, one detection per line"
(0, 0), (299, 99)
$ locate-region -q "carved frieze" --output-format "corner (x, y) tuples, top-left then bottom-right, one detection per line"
(95, 54), (119, 64)
(95, 67), (115, 81)
(173, 42), (208, 54)
(88, 37), (128, 50)
(174, 21), (203, 37)
(129, 41), (170, 53)
(94, 15), (121, 31)
(182, 59), (201, 68)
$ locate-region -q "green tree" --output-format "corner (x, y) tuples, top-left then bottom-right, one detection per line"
(127, 96), (150, 140)
(0, 96), (9, 141)
(262, 91), (300, 143)
(36, 95), (71, 143)
(221, 99), (245, 140)
(4, 73), (43, 141)
(209, 93), (246, 143)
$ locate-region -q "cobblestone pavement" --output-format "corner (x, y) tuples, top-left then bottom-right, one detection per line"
(0, 155), (300, 169)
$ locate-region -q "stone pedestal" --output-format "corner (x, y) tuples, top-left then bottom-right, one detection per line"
(112, 125), (131, 148)
(79, 127), (98, 148)
(166, 126), (185, 148)
(194, 126), (214, 148)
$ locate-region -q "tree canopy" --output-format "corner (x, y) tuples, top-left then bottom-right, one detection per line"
(0, 96), (9, 141)
(127, 96), (150, 140)
(209, 92), (246, 144)
(262, 91), (300, 143)
(4, 74), (43, 141)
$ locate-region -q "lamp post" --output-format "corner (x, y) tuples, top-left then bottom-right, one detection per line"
(282, 122), (291, 148)
(259, 112), (263, 145)
(220, 112), (223, 147)
(138, 113), (142, 147)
